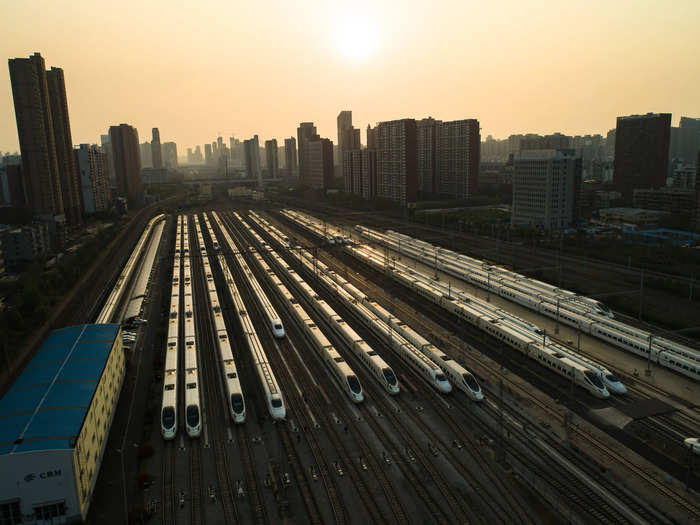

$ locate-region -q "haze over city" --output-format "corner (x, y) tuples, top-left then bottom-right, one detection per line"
(1, 1), (700, 524)
(2, 0), (700, 152)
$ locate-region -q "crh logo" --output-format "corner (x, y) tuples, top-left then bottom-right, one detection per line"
(23, 470), (61, 483)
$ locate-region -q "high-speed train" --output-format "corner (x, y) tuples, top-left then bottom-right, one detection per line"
(245, 213), (401, 395)
(348, 244), (611, 399)
(97, 213), (165, 324)
(338, 279), (483, 401)
(253, 215), (451, 394)
(161, 215), (182, 439)
(197, 215), (246, 423)
(231, 212), (286, 338)
(249, 246), (364, 403)
(356, 225), (700, 379)
(209, 212), (286, 420)
(182, 216), (202, 437)
(216, 211), (285, 339)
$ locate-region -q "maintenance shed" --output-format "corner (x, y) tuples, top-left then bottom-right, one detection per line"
(0, 324), (124, 524)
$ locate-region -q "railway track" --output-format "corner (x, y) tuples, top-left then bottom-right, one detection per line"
(189, 218), (242, 524)
(219, 213), (349, 524)
(190, 441), (203, 525)
(268, 209), (699, 523)
(236, 213), (414, 525)
(161, 441), (176, 525)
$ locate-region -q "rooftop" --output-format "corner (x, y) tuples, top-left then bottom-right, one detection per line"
(0, 324), (120, 455)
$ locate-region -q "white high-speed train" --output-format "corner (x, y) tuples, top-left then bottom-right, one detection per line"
(356, 225), (700, 379)
(182, 216), (202, 437)
(161, 216), (182, 440)
(249, 247), (364, 403)
(270, 225), (452, 394)
(216, 211), (285, 339)
(97, 213), (165, 324)
(197, 215), (246, 423)
(245, 213), (401, 395)
(209, 212), (286, 420)
(348, 244), (611, 399)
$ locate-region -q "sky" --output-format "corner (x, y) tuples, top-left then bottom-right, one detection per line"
(1, 0), (699, 154)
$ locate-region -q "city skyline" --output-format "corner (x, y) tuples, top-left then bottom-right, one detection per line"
(2, 1), (700, 152)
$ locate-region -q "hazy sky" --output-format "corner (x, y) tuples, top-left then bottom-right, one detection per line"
(2, 0), (699, 153)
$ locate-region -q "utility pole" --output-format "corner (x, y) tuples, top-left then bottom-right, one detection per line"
(638, 269), (644, 321)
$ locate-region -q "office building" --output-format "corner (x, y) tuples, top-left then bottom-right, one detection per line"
(633, 187), (696, 222)
(100, 134), (115, 187)
(414, 118), (480, 199)
(375, 118), (417, 206)
(204, 143), (212, 165)
(511, 149), (581, 230)
(367, 125), (377, 150)
(416, 118), (439, 194)
(74, 144), (110, 214)
(344, 149), (376, 200)
(520, 133), (572, 151)
(284, 137), (297, 177)
(305, 138), (334, 190)
(109, 124), (143, 206)
(8, 53), (63, 217)
(46, 66), (82, 226)
(244, 135), (262, 187)
(230, 137), (243, 169)
(0, 221), (51, 270)
(613, 113), (671, 199)
(151, 128), (162, 169)
(0, 156), (25, 208)
(678, 117), (700, 165)
(140, 141), (153, 168)
(337, 110), (361, 176)
(264, 139), (279, 178)
(436, 119), (480, 200)
(297, 122), (318, 182)
(0, 324), (124, 523)
(163, 142), (178, 168)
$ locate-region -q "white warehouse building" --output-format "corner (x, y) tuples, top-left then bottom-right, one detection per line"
(0, 324), (124, 524)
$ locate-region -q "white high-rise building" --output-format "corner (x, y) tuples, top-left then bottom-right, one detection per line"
(511, 149), (581, 230)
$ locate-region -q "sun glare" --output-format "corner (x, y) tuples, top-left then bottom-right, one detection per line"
(334, 16), (378, 60)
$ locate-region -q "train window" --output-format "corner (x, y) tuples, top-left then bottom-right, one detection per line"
(186, 405), (199, 427)
(436, 373), (448, 382)
(186, 341), (194, 346)
(368, 351), (377, 356)
(334, 357), (345, 363)
(463, 374), (480, 391)
(230, 394), (244, 413)
(186, 382), (196, 389)
(584, 372), (604, 389)
(382, 368), (398, 386)
(227, 372), (237, 379)
(213, 306), (221, 313)
(164, 385), (174, 391)
(271, 398), (283, 408)
(347, 375), (362, 394)
(170, 312), (177, 319)
(162, 407), (175, 428)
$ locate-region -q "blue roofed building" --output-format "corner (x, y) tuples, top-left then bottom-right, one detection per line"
(0, 324), (124, 524)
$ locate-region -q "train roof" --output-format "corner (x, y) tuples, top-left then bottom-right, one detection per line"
(0, 324), (121, 455)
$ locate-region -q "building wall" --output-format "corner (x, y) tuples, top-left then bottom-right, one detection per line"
(162, 142), (178, 168)
(109, 124), (142, 206)
(8, 53), (63, 217)
(376, 119), (417, 206)
(151, 128), (163, 169)
(436, 119), (480, 199)
(306, 138), (333, 190)
(297, 122), (317, 183)
(46, 67), (82, 227)
(0, 449), (79, 523)
(284, 137), (297, 176)
(511, 149), (581, 230)
(613, 113), (671, 200)
(417, 118), (437, 194)
(265, 139), (279, 178)
(73, 331), (124, 520)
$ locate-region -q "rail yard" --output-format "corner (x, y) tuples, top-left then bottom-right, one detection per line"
(18, 205), (698, 525)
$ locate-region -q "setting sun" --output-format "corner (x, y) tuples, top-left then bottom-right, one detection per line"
(334, 15), (379, 60)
